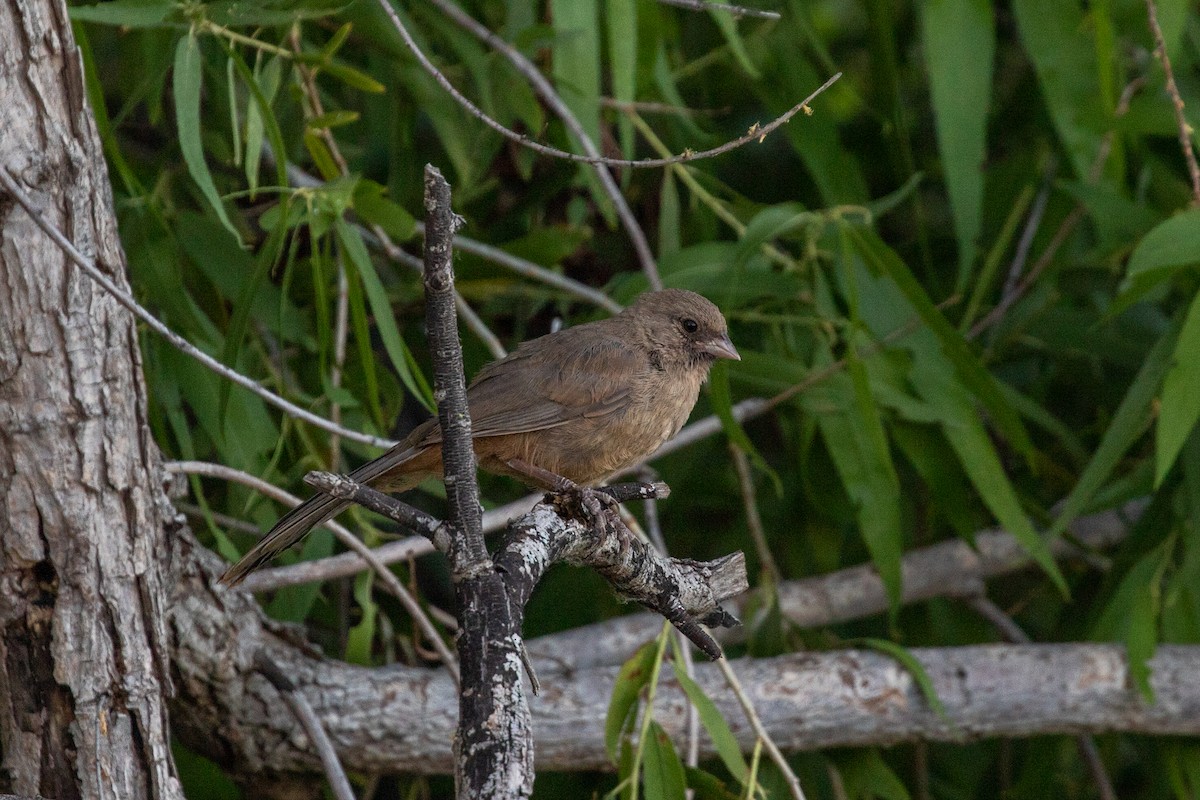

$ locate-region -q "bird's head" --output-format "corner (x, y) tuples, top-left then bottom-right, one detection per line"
(624, 289), (740, 371)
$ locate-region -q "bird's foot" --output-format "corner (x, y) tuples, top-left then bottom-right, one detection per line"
(552, 482), (619, 524)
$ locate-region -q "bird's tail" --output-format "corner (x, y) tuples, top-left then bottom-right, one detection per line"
(219, 444), (425, 587)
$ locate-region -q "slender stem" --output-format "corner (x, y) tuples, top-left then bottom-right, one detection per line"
(1144, 0), (1200, 205)
(717, 657), (807, 800)
(255, 653), (357, 800)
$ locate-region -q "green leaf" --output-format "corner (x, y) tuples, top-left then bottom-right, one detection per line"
(1093, 540), (1169, 702)
(642, 721), (687, 800)
(848, 224), (1033, 457)
(321, 61), (387, 94)
(816, 372), (904, 611)
(70, 0), (176, 28)
(238, 53), (284, 197)
(710, 362), (782, 495)
(306, 110), (361, 130)
(605, 641), (658, 763)
(550, 0), (602, 146)
(207, 0), (348, 26)
(683, 768), (741, 800)
(354, 180), (416, 242)
(707, 8), (761, 79)
(607, 0), (637, 159)
(344, 570), (378, 665)
(671, 661), (749, 785)
(910, 351), (1069, 596)
(334, 217), (434, 412)
(658, 170), (681, 258)
(173, 32), (241, 242)
(1157, 290), (1200, 485)
(1045, 316), (1180, 541)
(854, 639), (947, 720)
(830, 749), (913, 800)
(1115, 208), (1200, 313)
(919, 0), (994, 291)
(1011, 0), (1105, 179)
(733, 204), (811, 269)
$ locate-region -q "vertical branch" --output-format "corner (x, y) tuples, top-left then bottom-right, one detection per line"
(422, 164), (533, 799)
(422, 165), (483, 568)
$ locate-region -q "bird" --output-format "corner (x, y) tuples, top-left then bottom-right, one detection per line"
(219, 288), (740, 586)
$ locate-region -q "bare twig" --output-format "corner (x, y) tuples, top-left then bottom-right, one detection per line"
(968, 77), (1145, 339)
(413, 221), (624, 314)
(240, 535), (435, 593)
(656, 0), (781, 20)
(600, 97), (728, 118)
(254, 652), (356, 800)
(730, 445), (781, 584)
(427, 0), (661, 288)
(1144, 0), (1200, 205)
(373, 2), (840, 170)
(0, 165), (393, 449)
(998, 163), (1054, 304)
(165, 460), (460, 683)
(716, 658), (808, 800)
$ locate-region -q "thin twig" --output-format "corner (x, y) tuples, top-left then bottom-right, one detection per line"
(254, 652), (356, 800)
(998, 162), (1055, 304)
(729, 445), (781, 584)
(628, 110), (799, 271)
(0, 165), (394, 449)
(968, 77), (1145, 339)
(373, 1), (840, 170)
(165, 460), (460, 683)
(964, 595), (1117, 800)
(1144, 0), (1200, 205)
(656, 0), (781, 20)
(289, 39), (362, 466)
(414, 221), (623, 314)
(427, 0), (661, 288)
(240, 535), (435, 593)
(716, 657), (808, 800)
(600, 97), (728, 118)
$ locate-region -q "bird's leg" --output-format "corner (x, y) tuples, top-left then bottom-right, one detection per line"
(503, 458), (618, 521)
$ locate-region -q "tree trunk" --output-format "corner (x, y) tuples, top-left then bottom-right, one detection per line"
(0, 1), (182, 796)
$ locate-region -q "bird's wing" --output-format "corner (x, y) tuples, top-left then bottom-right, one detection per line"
(415, 325), (639, 444)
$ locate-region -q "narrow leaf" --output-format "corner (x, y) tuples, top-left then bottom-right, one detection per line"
(671, 661), (749, 785)
(642, 721), (688, 800)
(605, 641), (658, 762)
(335, 218), (434, 412)
(1157, 290), (1200, 485)
(174, 32), (240, 242)
(919, 0), (994, 291)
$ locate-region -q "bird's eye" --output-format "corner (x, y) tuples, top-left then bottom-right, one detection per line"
(681, 318), (699, 333)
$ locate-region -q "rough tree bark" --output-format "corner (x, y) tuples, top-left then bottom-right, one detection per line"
(0, 0), (181, 797)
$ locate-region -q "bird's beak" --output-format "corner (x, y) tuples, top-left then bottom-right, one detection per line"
(701, 334), (741, 361)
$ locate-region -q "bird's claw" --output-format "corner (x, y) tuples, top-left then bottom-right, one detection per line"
(551, 483), (618, 525)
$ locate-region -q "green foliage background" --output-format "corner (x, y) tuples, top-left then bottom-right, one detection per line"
(70, 0), (1200, 796)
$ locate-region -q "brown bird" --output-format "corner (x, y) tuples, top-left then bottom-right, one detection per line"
(220, 288), (739, 586)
